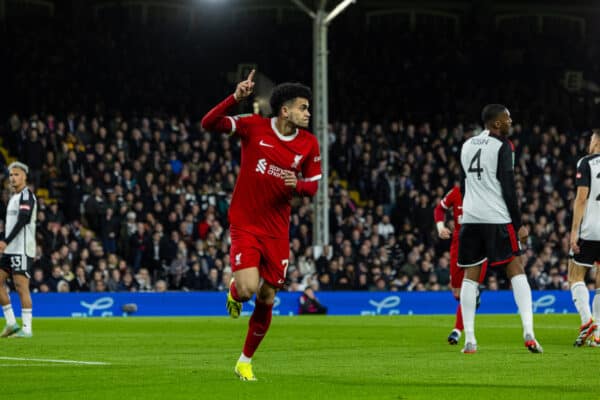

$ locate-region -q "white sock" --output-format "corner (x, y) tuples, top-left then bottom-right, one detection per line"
(592, 289), (600, 326)
(238, 353), (251, 363)
(2, 304), (17, 326)
(511, 274), (534, 338)
(460, 279), (478, 344)
(21, 309), (32, 334)
(571, 281), (591, 325)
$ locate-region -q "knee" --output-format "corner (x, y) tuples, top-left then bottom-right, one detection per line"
(235, 282), (257, 302)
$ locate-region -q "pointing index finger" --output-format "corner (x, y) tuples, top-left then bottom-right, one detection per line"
(247, 69), (256, 83)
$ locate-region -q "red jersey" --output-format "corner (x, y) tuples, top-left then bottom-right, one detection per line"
(433, 185), (463, 239)
(201, 95), (322, 238)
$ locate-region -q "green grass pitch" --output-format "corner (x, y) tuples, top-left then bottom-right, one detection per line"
(0, 314), (595, 400)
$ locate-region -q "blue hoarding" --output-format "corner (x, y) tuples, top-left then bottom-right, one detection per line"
(8, 290), (577, 317)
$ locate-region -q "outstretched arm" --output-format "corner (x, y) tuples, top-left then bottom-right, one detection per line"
(201, 69), (256, 133)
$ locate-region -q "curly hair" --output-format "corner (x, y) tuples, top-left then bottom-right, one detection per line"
(269, 83), (312, 116)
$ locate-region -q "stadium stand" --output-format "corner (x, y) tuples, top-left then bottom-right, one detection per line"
(1, 0), (599, 292)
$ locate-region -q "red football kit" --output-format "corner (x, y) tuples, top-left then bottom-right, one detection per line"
(201, 95), (321, 288)
(434, 186), (487, 289)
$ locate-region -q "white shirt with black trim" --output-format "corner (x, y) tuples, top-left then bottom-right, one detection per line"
(576, 153), (600, 240)
(461, 130), (520, 225)
(5, 187), (37, 257)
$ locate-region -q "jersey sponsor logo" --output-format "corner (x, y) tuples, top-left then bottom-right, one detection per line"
(576, 172), (582, 179)
(291, 154), (303, 169)
(259, 140), (274, 148)
(256, 159), (267, 174)
(19, 204), (31, 211)
(255, 158), (289, 179)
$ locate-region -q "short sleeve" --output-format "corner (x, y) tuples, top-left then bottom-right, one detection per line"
(301, 137), (322, 182)
(576, 157), (591, 188)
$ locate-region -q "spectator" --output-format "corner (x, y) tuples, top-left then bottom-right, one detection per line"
(298, 287), (328, 315)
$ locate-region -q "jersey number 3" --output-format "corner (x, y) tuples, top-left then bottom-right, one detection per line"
(468, 149), (483, 180)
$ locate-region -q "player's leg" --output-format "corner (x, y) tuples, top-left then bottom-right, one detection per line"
(234, 235), (288, 380)
(10, 273), (32, 337)
(570, 240), (599, 346)
(590, 262), (600, 346)
(227, 227), (262, 318)
(448, 242), (463, 345)
(568, 259), (594, 345)
(235, 281), (277, 381)
(457, 224), (486, 353)
(502, 225), (541, 352)
(0, 259), (19, 337)
(461, 265), (482, 353)
(506, 257), (542, 352)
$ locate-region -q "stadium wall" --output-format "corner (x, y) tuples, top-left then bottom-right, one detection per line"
(10, 291), (576, 317)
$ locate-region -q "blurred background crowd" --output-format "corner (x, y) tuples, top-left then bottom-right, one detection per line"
(1, 0), (599, 293)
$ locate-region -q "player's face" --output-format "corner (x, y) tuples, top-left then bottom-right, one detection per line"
(9, 168), (26, 192)
(283, 97), (311, 129)
(497, 110), (512, 135)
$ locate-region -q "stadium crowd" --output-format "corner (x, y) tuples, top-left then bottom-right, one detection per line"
(0, 110), (592, 294)
(1, 7), (599, 294)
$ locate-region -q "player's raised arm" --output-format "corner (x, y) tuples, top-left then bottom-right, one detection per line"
(233, 69), (255, 101)
(200, 69), (256, 133)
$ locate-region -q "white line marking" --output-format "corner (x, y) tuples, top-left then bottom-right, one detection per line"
(0, 356), (110, 365)
(0, 364), (72, 367)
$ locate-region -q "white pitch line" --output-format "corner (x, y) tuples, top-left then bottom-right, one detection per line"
(0, 356), (110, 365)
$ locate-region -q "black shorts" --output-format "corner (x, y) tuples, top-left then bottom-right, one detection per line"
(0, 254), (33, 278)
(458, 223), (521, 267)
(571, 240), (600, 267)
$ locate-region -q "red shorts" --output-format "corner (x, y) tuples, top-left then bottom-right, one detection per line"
(229, 226), (290, 289)
(450, 239), (487, 289)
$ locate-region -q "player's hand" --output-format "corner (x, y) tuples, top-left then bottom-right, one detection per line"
(438, 226), (451, 240)
(517, 226), (528, 245)
(283, 171), (297, 189)
(234, 69), (256, 101)
(0, 241), (6, 254)
(570, 232), (580, 254)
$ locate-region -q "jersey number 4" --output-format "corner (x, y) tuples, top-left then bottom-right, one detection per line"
(468, 149), (483, 180)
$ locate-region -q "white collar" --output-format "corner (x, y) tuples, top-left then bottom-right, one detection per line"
(271, 117), (299, 142)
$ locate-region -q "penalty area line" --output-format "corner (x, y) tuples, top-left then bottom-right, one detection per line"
(0, 356), (111, 365)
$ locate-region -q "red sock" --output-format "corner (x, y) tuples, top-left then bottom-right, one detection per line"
(242, 299), (273, 358)
(229, 280), (241, 302)
(454, 303), (464, 331)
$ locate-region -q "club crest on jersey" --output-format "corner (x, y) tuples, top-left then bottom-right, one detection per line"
(235, 252), (242, 266)
(291, 154), (303, 169)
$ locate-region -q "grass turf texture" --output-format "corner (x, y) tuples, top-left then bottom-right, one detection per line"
(0, 314), (593, 400)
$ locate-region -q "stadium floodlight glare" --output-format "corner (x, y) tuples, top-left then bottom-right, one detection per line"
(324, 0), (355, 24)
